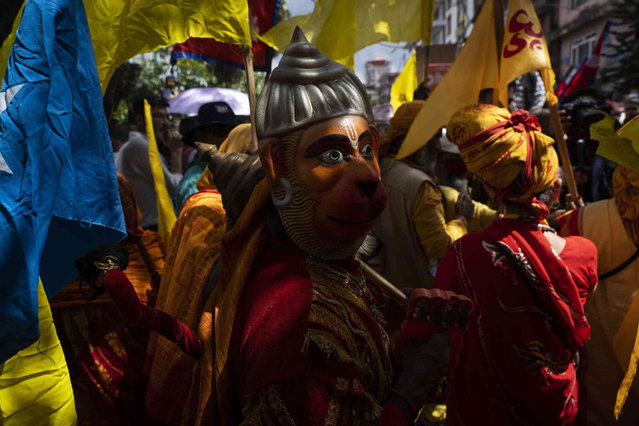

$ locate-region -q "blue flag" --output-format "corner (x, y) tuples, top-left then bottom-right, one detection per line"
(0, 0), (126, 363)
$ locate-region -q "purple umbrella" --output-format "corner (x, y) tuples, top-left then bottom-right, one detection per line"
(168, 87), (250, 116)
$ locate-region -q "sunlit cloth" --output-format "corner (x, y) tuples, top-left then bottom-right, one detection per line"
(558, 198), (639, 423)
(0, 281), (77, 425)
(447, 104), (558, 218)
(185, 179), (271, 425)
(439, 185), (496, 232)
(381, 101), (424, 147)
(412, 182), (467, 261)
(145, 189), (226, 425)
(436, 218), (597, 425)
(219, 123), (253, 153)
(613, 165), (639, 246)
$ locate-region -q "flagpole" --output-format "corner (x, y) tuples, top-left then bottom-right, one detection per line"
(549, 104), (580, 200)
(242, 45), (259, 153)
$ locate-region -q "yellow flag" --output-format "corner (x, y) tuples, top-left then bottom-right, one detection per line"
(390, 51), (417, 112)
(85, 0), (251, 92)
(396, 0), (499, 159)
(260, 0), (434, 70)
(495, 0), (557, 106)
(0, 280), (77, 425)
(144, 100), (177, 242)
(0, 1), (25, 82)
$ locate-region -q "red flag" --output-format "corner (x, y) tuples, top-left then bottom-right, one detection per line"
(555, 77), (566, 97)
(171, 0), (280, 72)
(560, 21), (610, 100)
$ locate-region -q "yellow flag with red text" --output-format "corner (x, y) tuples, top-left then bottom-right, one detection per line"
(496, 0), (557, 106)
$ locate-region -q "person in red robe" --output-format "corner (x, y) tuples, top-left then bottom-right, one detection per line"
(75, 27), (472, 425)
(434, 104), (598, 425)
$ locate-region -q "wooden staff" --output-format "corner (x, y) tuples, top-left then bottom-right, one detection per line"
(549, 103), (579, 200)
(242, 45), (258, 153)
(359, 260), (408, 306)
(491, 0), (505, 106)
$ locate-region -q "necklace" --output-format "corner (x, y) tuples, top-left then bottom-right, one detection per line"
(305, 256), (371, 302)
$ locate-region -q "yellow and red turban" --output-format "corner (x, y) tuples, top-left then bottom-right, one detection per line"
(613, 165), (639, 245)
(381, 101), (425, 147)
(447, 104), (558, 218)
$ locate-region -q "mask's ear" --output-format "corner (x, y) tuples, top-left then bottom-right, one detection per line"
(258, 139), (284, 183)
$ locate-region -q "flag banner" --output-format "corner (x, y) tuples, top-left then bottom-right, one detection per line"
(496, 0), (556, 106)
(171, 0), (281, 72)
(396, 0), (499, 158)
(559, 21), (610, 101)
(144, 100), (177, 242)
(0, 0), (126, 363)
(398, 0), (558, 158)
(0, 0), (25, 82)
(260, 0), (434, 70)
(390, 51), (417, 112)
(84, 0), (251, 92)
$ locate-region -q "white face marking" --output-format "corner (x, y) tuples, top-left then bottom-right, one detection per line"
(345, 120), (359, 150)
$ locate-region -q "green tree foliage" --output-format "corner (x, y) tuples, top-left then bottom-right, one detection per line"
(602, 0), (639, 92)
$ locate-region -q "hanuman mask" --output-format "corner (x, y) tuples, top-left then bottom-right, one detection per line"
(256, 27), (387, 260)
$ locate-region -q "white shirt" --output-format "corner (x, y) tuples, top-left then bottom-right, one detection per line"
(115, 131), (182, 228)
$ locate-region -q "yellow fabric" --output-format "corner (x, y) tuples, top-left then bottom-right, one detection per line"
(613, 165), (639, 246)
(591, 113), (639, 174)
(218, 123), (253, 154)
(382, 101), (425, 147)
(412, 182), (467, 260)
(575, 200), (639, 422)
(0, 281), (77, 425)
(440, 185), (496, 232)
(145, 99), (177, 242)
(396, 0), (499, 159)
(446, 104), (558, 212)
(85, 0), (250, 92)
(0, 1), (24, 82)
(611, 166), (639, 419)
(259, 0), (434, 71)
(146, 189), (226, 424)
(187, 179), (271, 425)
(494, 0), (556, 106)
(390, 51), (417, 113)
(196, 168), (215, 191)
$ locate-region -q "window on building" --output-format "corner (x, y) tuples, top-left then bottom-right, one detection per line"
(570, 33), (597, 66)
(447, 15), (452, 36)
(570, 0), (588, 9)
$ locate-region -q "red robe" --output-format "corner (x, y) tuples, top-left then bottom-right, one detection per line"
(224, 236), (410, 425)
(435, 219), (597, 425)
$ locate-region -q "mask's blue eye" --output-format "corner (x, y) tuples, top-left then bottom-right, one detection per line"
(360, 143), (374, 159)
(319, 149), (345, 165)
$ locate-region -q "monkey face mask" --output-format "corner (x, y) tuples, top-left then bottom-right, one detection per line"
(262, 115), (387, 260)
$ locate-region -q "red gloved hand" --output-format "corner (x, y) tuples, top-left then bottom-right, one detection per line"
(395, 288), (473, 403)
(102, 269), (203, 359)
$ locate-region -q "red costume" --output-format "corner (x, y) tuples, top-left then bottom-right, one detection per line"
(436, 219), (597, 424)
(436, 104), (598, 425)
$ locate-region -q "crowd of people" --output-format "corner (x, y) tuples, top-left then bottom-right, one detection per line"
(41, 27), (639, 426)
